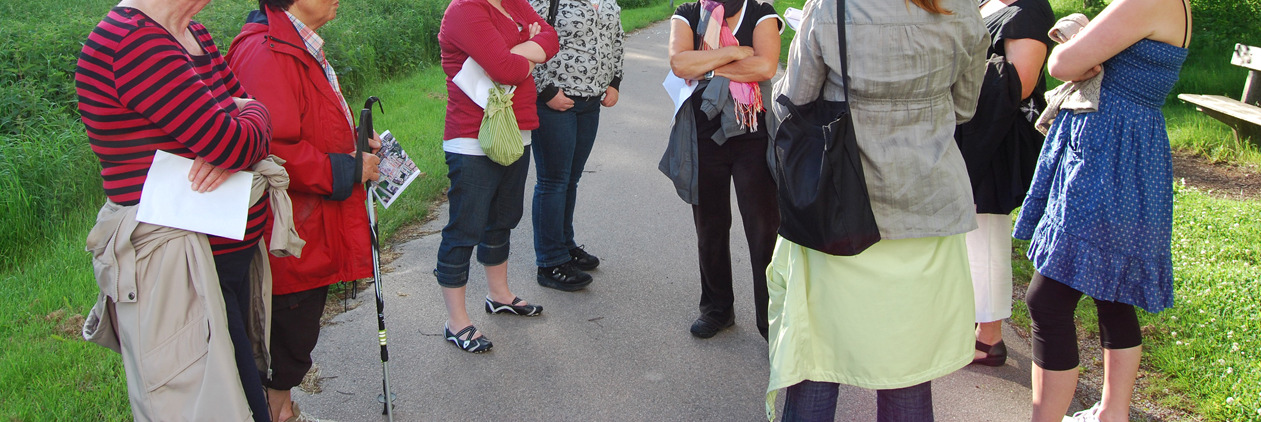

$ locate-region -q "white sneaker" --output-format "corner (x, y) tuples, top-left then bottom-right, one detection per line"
(1062, 402), (1102, 422)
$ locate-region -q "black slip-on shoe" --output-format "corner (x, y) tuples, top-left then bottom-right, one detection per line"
(971, 339), (1007, 366)
(537, 262), (593, 291)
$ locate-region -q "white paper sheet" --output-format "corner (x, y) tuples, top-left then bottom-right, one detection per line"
(662, 70), (697, 123)
(784, 8), (803, 32)
(137, 150), (253, 240)
(453, 57), (514, 109)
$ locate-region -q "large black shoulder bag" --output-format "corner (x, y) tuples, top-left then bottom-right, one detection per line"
(772, 0), (880, 256)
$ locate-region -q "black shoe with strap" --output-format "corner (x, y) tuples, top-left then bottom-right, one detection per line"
(485, 296), (543, 316)
(569, 245), (600, 271)
(537, 262), (593, 291)
(444, 323), (492, 353)
(971, 339), (1007, 366)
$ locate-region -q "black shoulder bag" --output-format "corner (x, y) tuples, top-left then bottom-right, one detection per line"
(772, 0), (880, 256)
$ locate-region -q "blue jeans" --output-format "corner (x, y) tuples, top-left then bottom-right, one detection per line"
(434, 148), (531, 287)
(531, 96), (601, 267)
(783, 380), (934, 422)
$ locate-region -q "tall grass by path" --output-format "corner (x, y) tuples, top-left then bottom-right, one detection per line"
(0, 0), (448, 272)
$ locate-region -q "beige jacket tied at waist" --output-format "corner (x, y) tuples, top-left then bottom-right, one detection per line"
(81, 156), (302, 421)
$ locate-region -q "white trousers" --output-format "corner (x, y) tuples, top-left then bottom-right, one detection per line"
(966, 213), (1013, 323)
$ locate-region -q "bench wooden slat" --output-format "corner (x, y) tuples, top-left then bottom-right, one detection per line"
(1177, 94), (1261, 126)
(1232, 44), (1261, 72)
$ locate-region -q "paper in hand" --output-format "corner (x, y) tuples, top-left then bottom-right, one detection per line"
(662, 70), (698, 123)
(453, 57), (515, 109)
(136, 150), (253, 240)
(784, 8), (803, 32)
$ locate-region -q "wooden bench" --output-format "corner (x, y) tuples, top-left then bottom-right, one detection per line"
(1177, 43), (1261, 148)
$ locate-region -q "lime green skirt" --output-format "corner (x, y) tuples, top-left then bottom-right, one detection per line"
(765, 234), (975, 420)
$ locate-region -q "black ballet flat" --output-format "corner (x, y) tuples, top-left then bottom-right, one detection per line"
(971, 340), (1007, 366)
(484, 296), (543, 316)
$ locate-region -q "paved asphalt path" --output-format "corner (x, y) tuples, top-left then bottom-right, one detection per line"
(300, 20), (1040, 422)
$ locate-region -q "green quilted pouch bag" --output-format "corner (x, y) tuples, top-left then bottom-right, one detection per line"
(478, 85), (523, 166)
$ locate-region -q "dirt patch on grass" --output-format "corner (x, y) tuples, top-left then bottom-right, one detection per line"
(1173, 150), (1261, 201)
(45, 309), (85, 338)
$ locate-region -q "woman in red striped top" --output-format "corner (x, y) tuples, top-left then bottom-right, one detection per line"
(76, 0), (273, 419)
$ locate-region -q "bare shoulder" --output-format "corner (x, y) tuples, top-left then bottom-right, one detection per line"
(1097, 0), (1189, 45)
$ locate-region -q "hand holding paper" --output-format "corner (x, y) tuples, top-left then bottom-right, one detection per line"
(137, 150), (253, 240)
(662, 70), (698, 122)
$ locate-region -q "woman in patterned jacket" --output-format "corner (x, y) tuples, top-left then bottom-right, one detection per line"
(528, 0), (624, 291)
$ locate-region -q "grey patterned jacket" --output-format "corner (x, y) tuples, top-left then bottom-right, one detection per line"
(530, 0), (626, 100)
(773, 0), (989, 240)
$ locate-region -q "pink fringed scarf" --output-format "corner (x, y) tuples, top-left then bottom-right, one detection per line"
(699, 0), (763, 131)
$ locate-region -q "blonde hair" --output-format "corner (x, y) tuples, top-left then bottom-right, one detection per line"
(907, 0), (952, 15)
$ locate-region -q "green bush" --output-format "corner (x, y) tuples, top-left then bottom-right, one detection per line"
(1189, 0), (1261, 51)
(0, 0), (451, 269)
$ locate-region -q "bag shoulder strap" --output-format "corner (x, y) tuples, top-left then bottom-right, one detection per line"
(547, 0), (560, 26)
(836, 0), (851, 102)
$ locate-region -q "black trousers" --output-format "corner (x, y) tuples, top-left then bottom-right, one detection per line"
(215, 248), (270, 422)
(1026, 272), (1143, 371)
(691, 135), (780, 339)
(263, 285), (331, 390)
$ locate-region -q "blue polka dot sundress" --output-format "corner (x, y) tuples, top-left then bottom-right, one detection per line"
(1013, 39), (1187, 313)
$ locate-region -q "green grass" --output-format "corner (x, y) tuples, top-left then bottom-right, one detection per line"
(1007, 186), (1261, 421)
(1145, 184), (1261, 420)
(0, 218), (129, 420)
(356, 68), (451, 241)
(623, 0), (678, 32)
(773, 0), (805, 63)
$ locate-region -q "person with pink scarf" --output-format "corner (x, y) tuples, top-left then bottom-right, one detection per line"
(665, 0), (782, 340)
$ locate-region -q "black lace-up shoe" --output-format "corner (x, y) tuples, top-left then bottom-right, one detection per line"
(537, 262), (593, 291)
(569, 245), (600, 271)
(690, 315), (735, 339)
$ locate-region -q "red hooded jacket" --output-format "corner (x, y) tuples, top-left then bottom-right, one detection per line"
(226, 6), (372, 295)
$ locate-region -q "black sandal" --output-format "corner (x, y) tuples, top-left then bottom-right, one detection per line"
(971, 340), (1007, 366)
(485, 296), (543, 316)
(444, 323), (493, 353)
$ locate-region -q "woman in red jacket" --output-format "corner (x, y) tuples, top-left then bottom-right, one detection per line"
(226, 0), (380, 419)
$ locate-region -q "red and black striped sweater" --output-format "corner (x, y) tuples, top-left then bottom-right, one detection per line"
(76, 7), (272, 254)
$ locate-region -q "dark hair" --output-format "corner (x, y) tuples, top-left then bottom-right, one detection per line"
(259, 0), (296, 11)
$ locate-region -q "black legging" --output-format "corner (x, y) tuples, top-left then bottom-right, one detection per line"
(214, 248), (270, 422)
(1025, 272), (1142, 371)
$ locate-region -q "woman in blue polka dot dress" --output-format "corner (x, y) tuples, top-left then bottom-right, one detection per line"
(1012, 0), (1191, 420)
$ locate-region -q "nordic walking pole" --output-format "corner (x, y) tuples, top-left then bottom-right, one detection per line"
(356, 96), (395, 420)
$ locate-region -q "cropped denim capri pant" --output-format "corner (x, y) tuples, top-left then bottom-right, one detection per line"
(434, 146), (532, 288)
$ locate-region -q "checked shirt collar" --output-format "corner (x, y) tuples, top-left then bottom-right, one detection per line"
(285, 11), (356, 132)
